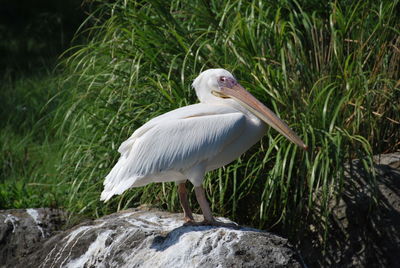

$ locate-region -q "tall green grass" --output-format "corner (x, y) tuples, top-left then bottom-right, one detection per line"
(0, 72), (69, 209)
(58, 0), (399, 241)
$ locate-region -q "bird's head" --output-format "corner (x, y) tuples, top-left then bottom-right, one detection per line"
(192, 68), (308, 151)
(192, 68), (236, 102)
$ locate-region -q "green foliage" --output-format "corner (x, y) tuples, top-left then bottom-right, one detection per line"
(0, 73), (68, 209)
(57, 0), (400, 240)
(0, 127), (66, 209)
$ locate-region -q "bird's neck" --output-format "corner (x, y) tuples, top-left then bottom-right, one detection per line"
(204, 98), (264, 126)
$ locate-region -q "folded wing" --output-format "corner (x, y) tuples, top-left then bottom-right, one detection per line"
(101, 104), (245, 201)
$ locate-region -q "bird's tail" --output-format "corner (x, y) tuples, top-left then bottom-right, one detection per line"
(100, 156), (139, 202)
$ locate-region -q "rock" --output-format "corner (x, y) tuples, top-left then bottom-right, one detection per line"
(301, 152), (400, 267)
(374, 153), (400, 169)
(0, 208), (66, 267)
(14, 208), (301, 268)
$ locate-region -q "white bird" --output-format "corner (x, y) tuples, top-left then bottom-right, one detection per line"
(101, 68), (307, 226)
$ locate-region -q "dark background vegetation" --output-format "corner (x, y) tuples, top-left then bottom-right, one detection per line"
(0, 0), (84, 74)
(0, 0), (86, 134)
(0, 0), (86, 208)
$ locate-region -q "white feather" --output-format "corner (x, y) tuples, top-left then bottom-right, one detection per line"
(100, 104), (246, 201)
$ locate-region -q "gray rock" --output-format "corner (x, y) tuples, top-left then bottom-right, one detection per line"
(373, 153), (400, 169)
(301, 152), (400, 267)
(14, 208), (301, 268)
(0, 208), (66, 267)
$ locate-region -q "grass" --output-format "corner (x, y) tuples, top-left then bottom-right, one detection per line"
(0, 71), (69, 209)
(57, 0), (400, 235)
(1, 0), (399, 256)
(0, 1), (86, 210)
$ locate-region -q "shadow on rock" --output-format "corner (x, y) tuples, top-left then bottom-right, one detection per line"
(301, 153), (400, 267)
(150, 224), (262, 252)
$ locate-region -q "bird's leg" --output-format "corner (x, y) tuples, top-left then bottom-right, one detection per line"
(194, 185), (239, 228)
(194, 185), (215, 222)
(178, 182), (194, 223)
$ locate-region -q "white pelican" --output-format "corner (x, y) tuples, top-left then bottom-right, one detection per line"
(101, 68), (307, 226)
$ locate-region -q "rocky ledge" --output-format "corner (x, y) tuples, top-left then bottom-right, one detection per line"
(1, 208), (301, 268)
(0, 208), (66, 267)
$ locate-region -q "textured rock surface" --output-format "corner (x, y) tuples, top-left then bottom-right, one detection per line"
(10, 208), (301, 268)
(302, 152), (400, 267)
(0, 208), (66, 267)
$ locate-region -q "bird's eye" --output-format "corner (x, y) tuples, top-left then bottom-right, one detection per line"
(219, 76), (227, 82)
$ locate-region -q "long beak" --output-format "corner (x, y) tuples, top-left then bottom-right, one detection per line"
(214, 84), (308, 150)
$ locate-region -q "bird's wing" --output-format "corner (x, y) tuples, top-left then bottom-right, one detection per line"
(101, 104), (246, 201)
(118, 103), (238, 154)
(126, 111), (246, 176)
